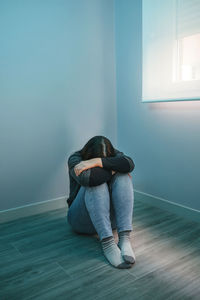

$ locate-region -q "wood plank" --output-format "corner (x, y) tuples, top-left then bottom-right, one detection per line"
(0, 262), (70, 300)
(0, 200), (199, 300)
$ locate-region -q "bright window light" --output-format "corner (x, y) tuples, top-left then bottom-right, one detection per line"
(176, 33), (200, 81)
(142, 0), (200, 102)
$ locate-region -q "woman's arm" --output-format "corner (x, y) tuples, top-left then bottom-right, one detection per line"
(74, 158), (102, 176)
(68, 152), (112, 186)
(74, 154), (134, 176)
(74, 148), (135, 175)
(101, 149), (135, 173)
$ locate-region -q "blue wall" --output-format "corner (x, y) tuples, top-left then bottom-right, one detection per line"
(115, 0), (200, 210)
(0, 0), (116, 210)
(1, 0), (199, 212)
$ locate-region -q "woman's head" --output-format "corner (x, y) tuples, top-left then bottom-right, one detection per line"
(79, 135), (115, 160)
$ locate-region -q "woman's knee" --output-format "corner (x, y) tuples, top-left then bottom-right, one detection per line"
(85, 182), (110, 195)
(112, 172), (130, 182)
(112, 173), (134, 189)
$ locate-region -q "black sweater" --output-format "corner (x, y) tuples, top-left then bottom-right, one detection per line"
(66, 148), (135, 207)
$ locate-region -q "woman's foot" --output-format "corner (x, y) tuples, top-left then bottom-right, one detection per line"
(101, 236), (132, 269)
(118, 230), (136, 264)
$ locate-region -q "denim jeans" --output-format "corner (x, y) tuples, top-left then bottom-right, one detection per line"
(67, 172), (134, 241)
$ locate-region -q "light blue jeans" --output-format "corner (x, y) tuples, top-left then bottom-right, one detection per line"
(67, 172), (134, 241)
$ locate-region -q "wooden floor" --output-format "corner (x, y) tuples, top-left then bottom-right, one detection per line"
(0, 200), (200, 300)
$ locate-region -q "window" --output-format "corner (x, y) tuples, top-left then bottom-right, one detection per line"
(142, 0), (200, 102)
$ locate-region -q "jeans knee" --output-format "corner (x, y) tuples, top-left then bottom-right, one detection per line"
(112, 173), (134, 189)
(115, 172), (129, 179)
(85, 182), (109, 194)
(112, 172), (129, 182)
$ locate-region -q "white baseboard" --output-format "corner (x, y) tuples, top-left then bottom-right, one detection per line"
(134, 189), (200, 223)
(0, 196), (68, 224)
(1, 191), (199, 224)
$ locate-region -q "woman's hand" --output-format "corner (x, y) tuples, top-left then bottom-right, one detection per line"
(74, 161), (90, 176)
(74, 158), (102, 176)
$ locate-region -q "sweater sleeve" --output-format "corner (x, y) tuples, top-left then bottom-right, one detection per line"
(101, 148), (135, 173)
(68, 151), (112, 186)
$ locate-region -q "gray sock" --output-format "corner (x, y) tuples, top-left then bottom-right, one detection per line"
(118, 231), (136, 264)
(101, 236), (132, 269)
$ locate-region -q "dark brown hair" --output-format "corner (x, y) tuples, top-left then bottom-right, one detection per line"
(79, 135), (115, 160)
